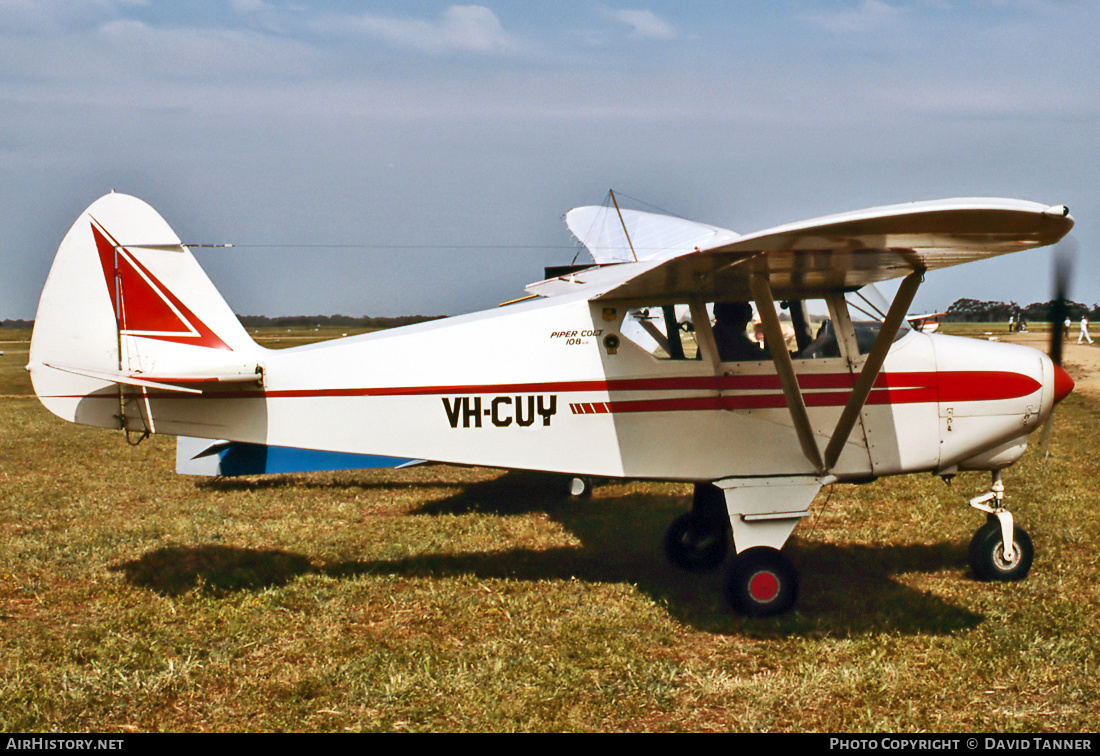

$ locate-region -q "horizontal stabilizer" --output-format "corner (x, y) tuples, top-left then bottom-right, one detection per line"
(44, 363), (263, 394)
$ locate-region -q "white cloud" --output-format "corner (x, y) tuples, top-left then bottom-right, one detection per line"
(229, 0), (268, 12)
(600, 8), (676, 39)
(0, 0), (147, 34)
(330, 5), (523, 55)
(93, 18), (326, 81)
(800, 0), (905, 34)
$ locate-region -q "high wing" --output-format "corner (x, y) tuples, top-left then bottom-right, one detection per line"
(535, 198), (1073, 302)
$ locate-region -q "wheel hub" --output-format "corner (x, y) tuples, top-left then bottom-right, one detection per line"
(993, 542), (1020, 570)
(748, 570), (780, 603)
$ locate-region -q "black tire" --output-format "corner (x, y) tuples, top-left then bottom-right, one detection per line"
(968, 520), (1033, 581)
(663, 513), (729, 572)
(724, 547), (799, 618)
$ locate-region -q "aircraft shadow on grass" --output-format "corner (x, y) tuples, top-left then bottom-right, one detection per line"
(111, 471), (984, 635)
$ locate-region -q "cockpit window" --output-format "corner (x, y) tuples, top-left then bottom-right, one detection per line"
(621, 305), (700, 360)
(619, 287), (908, 363)
(780, 299), (837, 359)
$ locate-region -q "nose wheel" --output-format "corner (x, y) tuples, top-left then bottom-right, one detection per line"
(968, 471), (1034, 582)
(969, 517), (1033, 581)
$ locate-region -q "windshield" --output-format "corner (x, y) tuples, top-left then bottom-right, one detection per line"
(845, 285), (911, 354)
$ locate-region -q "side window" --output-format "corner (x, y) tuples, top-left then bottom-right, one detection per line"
(708, 301), (770, 361)
(620, 304), (700, 360)
(620, 293), (902, 363)
(785, 299), (841, 360)
(706, 299), (838, 361)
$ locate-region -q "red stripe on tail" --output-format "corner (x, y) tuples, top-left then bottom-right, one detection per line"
(91, 221), (231, 350)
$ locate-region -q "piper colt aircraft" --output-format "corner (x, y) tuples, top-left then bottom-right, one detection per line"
(29, 192), (1076, 617)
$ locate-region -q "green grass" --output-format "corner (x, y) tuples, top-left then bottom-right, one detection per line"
(0, 328), (31, 396)
(2, 392), (1098, 732)
(939, 322), (1057, 336)
(246, 325), (380, 348)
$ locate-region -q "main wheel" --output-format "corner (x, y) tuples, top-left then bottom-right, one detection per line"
(968, 520), (1033, 581)
(724, 547), (799, 617)
(663, 513), (729, 572)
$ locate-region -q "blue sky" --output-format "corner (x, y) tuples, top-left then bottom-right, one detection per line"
(2, 1), (1098, 318)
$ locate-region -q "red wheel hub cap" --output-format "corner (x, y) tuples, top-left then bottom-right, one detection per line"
(749, 570), (780, 602)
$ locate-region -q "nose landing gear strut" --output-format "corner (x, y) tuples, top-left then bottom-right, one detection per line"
(968, 470), (1034, 581)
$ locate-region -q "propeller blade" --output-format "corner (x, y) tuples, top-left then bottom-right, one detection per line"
(1048, 235), (1076, 366)
(1041, 235), (1077, 456)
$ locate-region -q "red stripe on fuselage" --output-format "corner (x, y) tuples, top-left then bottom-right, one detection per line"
(57, 370), (1039, 409)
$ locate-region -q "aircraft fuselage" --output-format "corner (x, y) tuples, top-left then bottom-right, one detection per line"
(50, 292), (1062, 484)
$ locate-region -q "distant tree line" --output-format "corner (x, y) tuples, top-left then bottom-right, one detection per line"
(943, 299), (1100, 323)
(7, 301), (1098, 330)
(236, 314), (445, 329)
(0, 315), (444, 330)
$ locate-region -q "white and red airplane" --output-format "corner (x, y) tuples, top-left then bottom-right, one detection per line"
(28, 192), (1075, 617)
(907, 310), (948, 333)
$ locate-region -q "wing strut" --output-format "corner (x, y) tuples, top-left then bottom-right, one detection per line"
(823, 271), (922, 469)
(750, 271), (825, 474)
(752, 269), (924, 474)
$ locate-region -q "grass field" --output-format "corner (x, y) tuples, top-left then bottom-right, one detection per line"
(2, 325), (1098, 732)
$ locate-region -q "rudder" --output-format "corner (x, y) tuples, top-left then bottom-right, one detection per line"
(29, 192), (261, 428)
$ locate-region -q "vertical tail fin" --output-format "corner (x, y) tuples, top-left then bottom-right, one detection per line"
(30, 192), (262, 429)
